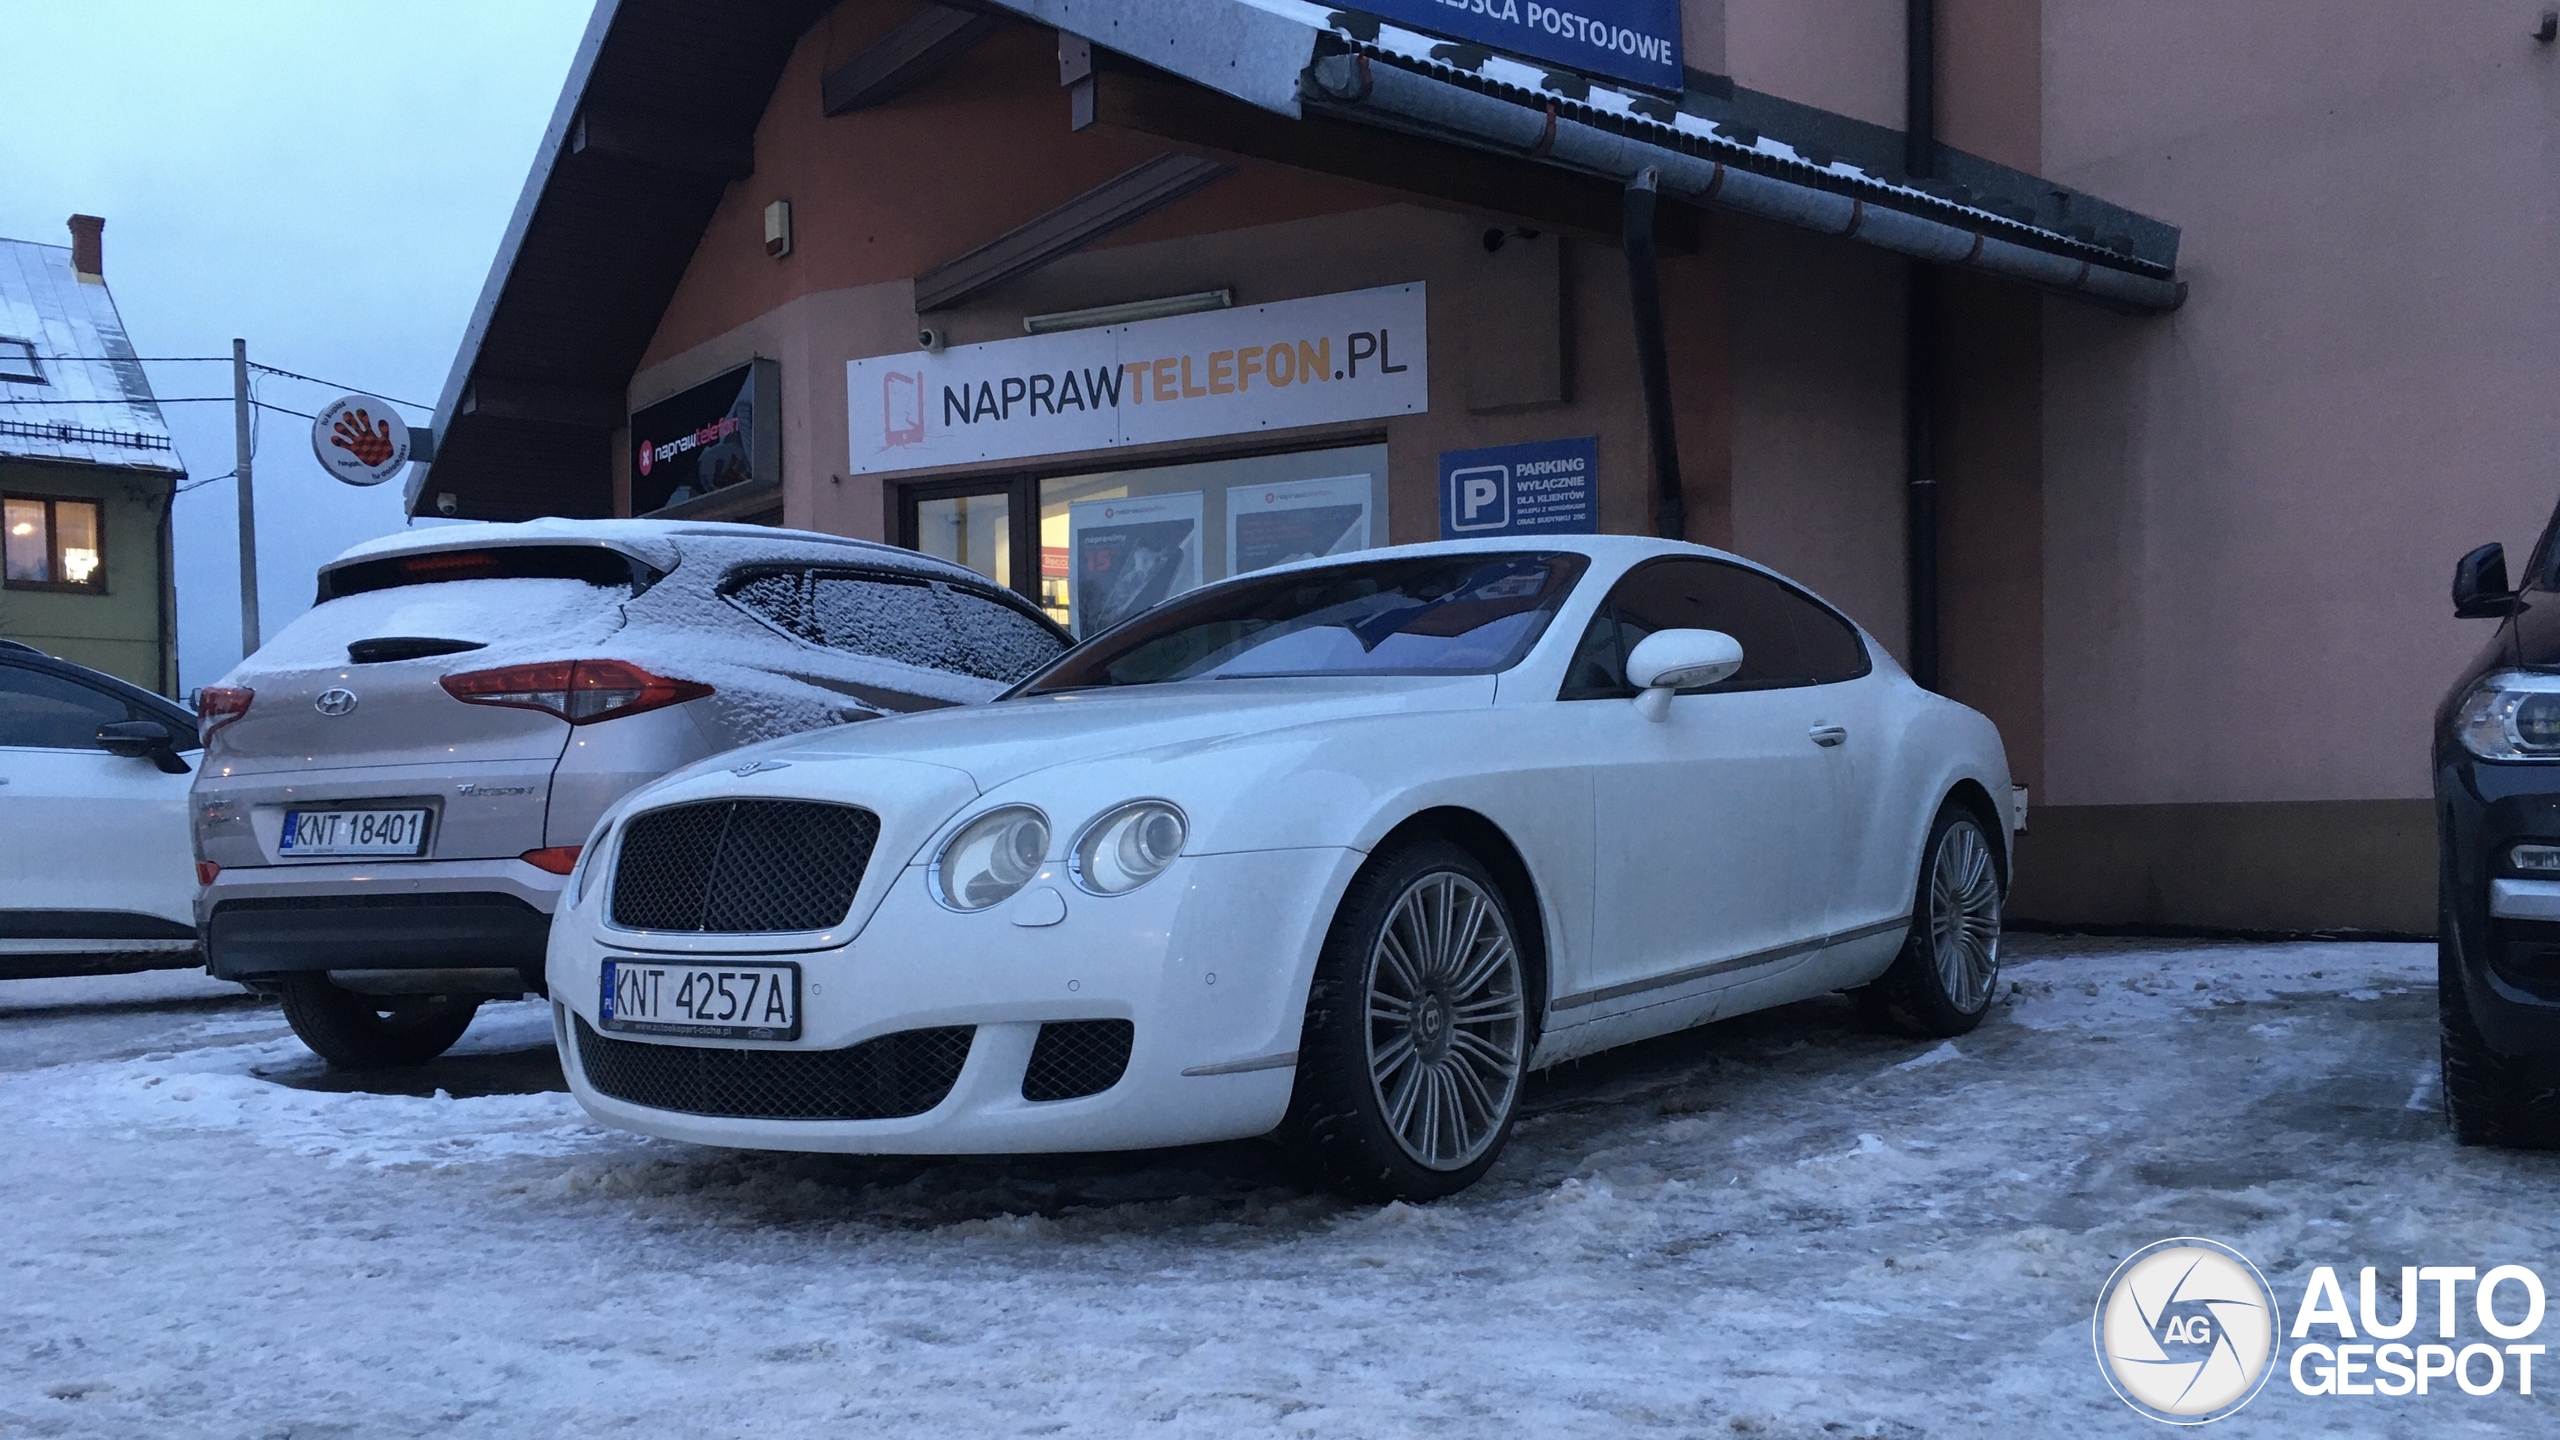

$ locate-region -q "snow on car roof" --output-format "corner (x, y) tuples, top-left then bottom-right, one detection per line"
(319, 517), (990, 587)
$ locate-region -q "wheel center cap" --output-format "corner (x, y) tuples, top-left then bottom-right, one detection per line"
(1415, 994), (1449, 1050)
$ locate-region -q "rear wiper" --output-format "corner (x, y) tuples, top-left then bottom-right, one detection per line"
(347, 636), (488, 664)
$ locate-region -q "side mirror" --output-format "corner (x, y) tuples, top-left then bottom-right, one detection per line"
(97, 719), (191, 775)
(1625, 628), (1745, 721)
(2455, 543), (2525, 620)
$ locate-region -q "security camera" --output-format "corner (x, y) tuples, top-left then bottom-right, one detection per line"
(917, 326), (945, 353)
(434, 492), (460, 517)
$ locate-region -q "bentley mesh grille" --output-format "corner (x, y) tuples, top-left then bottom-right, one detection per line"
(610, 799), (880, 933)
(1021, 1019), (1135, 1102)
(572, 1015), (972, 1120)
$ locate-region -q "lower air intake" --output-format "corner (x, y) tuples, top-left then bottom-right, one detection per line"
(1021, 1019), (1134, 1102)
(573, 1015), (972, 1120)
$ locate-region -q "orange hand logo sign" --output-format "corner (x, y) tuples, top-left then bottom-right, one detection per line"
(330, 409), (399, 468)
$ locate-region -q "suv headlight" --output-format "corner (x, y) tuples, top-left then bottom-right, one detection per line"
(1072, 801), (1187, 895)
(934, 806), (1050, 911)
(2458, 673), (2560, 760)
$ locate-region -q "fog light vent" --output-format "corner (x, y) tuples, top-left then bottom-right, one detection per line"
(1022, 1019), (1134, 1102)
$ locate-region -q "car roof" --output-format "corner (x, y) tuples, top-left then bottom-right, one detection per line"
(1231, 533), (1791, 583)
(316, 517), (993, 588)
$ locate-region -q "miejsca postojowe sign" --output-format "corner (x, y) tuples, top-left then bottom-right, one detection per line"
(845, 284), (1427, 476)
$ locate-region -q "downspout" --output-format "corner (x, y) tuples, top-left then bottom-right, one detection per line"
(1905, 0), (1939, 690)
(1622, 168), (1686, 540)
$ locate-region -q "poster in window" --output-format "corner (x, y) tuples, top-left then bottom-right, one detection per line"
(1226, 474), (1372, 577)
(1067, 491), (1203, 639)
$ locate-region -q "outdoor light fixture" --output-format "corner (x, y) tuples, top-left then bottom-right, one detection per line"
(1023, 289), (1232, 335)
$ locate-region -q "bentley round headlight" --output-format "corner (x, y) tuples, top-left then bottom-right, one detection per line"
(1072, 801), (1187, 895)
(935, 806), (1050, 911)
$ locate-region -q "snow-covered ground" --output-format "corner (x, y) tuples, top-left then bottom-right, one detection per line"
(4, 940), (2555, 1437)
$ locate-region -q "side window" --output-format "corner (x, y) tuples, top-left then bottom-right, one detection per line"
(0, 664), (138, 749)
(1560, 559), (1869, 698)
(726, 569), (1066, 683)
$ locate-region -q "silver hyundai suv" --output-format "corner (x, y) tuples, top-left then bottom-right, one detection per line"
(193, 519), (1067, 1069)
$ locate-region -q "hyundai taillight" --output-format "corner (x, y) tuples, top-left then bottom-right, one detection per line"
(439, 660), (711, 724)
(197, 686), (254, 743)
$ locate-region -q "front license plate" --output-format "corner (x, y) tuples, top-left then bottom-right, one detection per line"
(600, 959), (801, 1041)
(278, 807), (429, 857)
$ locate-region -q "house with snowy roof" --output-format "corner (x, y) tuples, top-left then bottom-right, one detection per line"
(0, 215), (184, 692)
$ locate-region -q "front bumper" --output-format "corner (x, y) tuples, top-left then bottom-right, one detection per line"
(2438, 751), (2560, 1054)
(548, 847), (1357, 1154)
(201, 857), (567, 980)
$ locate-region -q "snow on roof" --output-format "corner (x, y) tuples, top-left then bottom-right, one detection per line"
(0, 237), (182, 474)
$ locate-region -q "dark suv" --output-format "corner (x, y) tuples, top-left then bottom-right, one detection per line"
(2437, 521), (2560, 1144)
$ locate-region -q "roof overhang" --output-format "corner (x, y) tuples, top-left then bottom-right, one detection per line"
(414, 0), (2180, 522)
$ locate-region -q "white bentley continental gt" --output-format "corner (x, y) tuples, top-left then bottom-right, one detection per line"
(545, 537), (2014, 1200)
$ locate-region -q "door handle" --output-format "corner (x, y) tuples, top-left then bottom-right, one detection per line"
(1808, 724), (1847, 747)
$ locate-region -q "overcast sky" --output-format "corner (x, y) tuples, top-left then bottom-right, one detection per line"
(0, 1), (591, 692)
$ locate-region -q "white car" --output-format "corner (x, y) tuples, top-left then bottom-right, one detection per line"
(0, 641), (201, 978)
(545, 537), (2014, 1200)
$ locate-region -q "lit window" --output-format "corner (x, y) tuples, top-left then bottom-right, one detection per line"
(2, 496), (106, 591)
(0, 338), (41, 385)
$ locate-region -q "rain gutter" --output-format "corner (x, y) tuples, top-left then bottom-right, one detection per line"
(1300, 53), (2185, 315)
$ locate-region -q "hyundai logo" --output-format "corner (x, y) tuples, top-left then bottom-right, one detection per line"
(314, 688), (359, 717)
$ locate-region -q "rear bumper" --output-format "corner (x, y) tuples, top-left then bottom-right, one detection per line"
(200, 858), (565, 980)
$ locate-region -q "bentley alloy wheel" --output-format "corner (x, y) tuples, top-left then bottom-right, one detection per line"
(1283, 839), (1533, 1200)
(1861, 802), (2005, 1039)
(1927, 818), (2002, 1014)
(1364, 870), (1527, 1171)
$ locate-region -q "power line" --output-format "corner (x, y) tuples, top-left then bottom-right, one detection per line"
(16, 355), (434, 410)
(0, 396), (319, 415)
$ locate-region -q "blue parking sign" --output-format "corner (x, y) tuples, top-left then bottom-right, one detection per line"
(1439, 436), (1598, 538)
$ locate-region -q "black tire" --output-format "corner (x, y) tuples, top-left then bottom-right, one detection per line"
(277, 975), (481, 1070)
(1859, 801), (2004, 1039)
(1280, 839), (1531, 1202)
(2439, 900), (2560, 1147)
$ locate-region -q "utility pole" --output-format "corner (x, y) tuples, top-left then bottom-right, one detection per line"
(231, 338), (261, 659)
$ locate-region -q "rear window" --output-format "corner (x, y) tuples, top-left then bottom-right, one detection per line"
(724, 566), (1068, 683)
(318, 546), (649, 602)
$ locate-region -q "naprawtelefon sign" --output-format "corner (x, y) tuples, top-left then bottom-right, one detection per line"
(844, 284), (1427, 477)
(1359, 1), (1684, 95)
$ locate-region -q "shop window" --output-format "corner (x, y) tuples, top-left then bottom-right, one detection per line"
(722, 566), (1065, 683)
(1037, 443), (1387, 638)
(913, 491), (1011, 589)
(1563, 558), (1868, 698)
(0, 338), (43, 385)
(3, 495), (105, 592)
(894, 443), (1389, 639)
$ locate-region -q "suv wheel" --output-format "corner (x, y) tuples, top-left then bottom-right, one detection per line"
(2439, 902), (2560, 1147)
(277, 975), (481, 1070)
